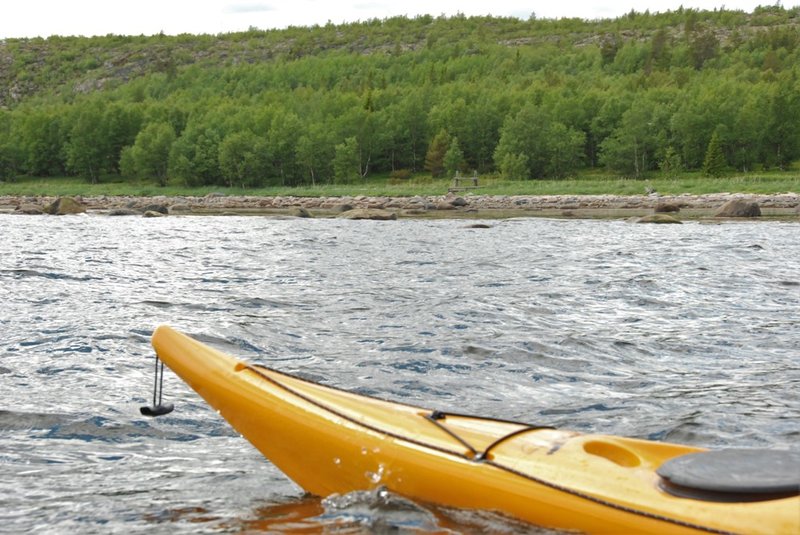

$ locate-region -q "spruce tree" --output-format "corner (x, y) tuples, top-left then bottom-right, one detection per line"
(702, 131), (726, 177)
(424, 129), (450, 178)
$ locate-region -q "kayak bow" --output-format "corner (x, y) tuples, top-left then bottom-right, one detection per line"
(151, 326), (799, 534)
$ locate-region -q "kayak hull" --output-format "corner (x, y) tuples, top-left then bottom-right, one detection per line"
(151, 326), (799, 534)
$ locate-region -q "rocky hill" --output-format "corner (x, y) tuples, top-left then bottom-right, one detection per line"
(1, 6), (799, 185)
(2, 6), (798, 108)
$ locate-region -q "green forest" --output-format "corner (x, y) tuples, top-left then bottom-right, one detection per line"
(0, 6), (799, 188)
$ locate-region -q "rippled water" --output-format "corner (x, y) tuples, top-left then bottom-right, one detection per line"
(2, 213), (798, 533)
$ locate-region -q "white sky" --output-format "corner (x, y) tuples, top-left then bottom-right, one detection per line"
(0, 1), (784, 39)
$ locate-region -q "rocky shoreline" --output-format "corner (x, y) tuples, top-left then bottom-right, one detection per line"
(2, 192), (799, 219)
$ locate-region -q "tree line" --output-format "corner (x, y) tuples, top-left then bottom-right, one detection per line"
(0, 6), (799, 186)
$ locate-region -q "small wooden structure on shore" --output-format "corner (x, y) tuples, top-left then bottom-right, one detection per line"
(448, 171), (480, 193)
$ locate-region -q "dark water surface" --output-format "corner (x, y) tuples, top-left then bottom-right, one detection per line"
(1, 214), (798, 533)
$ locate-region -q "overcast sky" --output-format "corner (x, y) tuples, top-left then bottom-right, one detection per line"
(0, 1), (782, 39)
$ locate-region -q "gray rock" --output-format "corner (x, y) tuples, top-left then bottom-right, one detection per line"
(288, 207), (312, 218)
(451, 197), (468, 207)
(142, 203), (168, 214)
(142, 210), (167, 218)
(44, 197), (86, 215)
(15, 203), (44, 215)
(654, 202), (680, 213)
(332, 203), (354, 213)
(108, 208), (141, 216)
(714, 199), (761, 217)
(337, 208), (397, 220)
(635, 214), (682, 224)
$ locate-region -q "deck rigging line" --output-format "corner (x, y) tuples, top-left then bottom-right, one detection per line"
(246, 363), (737, 535)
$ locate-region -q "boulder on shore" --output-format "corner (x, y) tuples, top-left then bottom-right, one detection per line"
(108, 208), (141, 216)
(714, 199), (761, 217)
(337, 208), (397, 220)
(142, 203), (169, 214)
(143, 210), (167, 218)
(635, 214), (682, 224)
(654, 202), (680, 213)
(331, 203), (354, 213)
(288, 207), (312, 218)
(44, 196), (86, 215)
(15, 203), (44, 215)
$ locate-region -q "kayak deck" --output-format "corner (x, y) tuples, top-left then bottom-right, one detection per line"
(151, 325), (800, 535)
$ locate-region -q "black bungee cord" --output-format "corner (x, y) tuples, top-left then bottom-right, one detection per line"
(140, 353), (174, 417)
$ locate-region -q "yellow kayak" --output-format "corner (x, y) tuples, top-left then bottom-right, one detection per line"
(150, 326), (799, 534)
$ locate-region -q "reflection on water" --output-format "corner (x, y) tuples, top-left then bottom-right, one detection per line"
(235, 497), (325, 533)
(1, 214), (798, 533)
(233, 489), (554, 534)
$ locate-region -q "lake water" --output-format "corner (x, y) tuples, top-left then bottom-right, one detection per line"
(1, 213), (798, 533)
